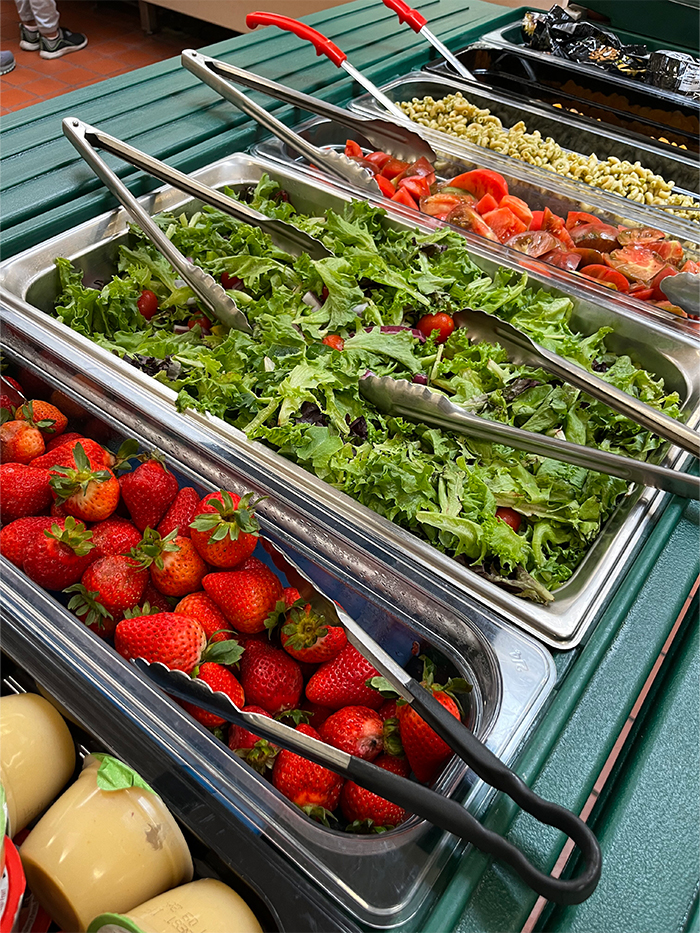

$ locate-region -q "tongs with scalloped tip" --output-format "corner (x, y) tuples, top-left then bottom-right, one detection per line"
(181, 51), (435, 164)
(132, 538), (601, 906)
(181, 50), (380, 196)
(454, 307), (700, 458)
(359, 374), (700, 499)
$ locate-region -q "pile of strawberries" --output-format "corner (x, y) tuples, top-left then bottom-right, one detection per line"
(0, 372), (468, 832)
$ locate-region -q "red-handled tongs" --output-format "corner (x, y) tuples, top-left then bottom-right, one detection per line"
(134, 539), (602, 906)
(380, 0), (476, 81)
(246, 12), (406, 120)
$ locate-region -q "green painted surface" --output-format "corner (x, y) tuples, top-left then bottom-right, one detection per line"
(1, 2), (699, 928)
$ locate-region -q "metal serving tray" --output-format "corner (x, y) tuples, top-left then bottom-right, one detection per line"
(349, 74), (700, 200)
(1, 153), (699, 651)
(0, 334), (555, 929)
(424, 43), (699, 154)
(253, 115), (700, 331)
(482, 19), (700, 111)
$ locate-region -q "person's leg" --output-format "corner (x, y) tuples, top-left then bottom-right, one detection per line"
(22, 0), (59, 34)
(27, 0), (88, 59)
(13, 0), (42, 50)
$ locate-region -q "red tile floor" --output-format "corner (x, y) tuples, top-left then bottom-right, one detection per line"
(0, 0), (233, 115)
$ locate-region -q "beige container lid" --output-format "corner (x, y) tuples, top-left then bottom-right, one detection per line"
(88, 878), (263, 933)
(20, 755), (193, 932)
(0, 693), (76, 835)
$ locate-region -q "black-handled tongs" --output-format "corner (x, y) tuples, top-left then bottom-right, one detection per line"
(62, 116), (331, 333)
(133, 541), (601, 906)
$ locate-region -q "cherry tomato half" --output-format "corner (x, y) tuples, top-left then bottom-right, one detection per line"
(495, 507), (521, 533)
(221, 272), (243, 290)
(322, 334), (345, 351)
(416, 313), (455, 344)
(137, 289), (159, 320)
(188, 313), (212, 331)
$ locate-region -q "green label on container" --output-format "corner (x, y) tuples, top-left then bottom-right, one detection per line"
(91, 754), (155, 795)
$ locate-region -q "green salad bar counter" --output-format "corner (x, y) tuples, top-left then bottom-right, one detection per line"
(1, 1), (698, 931)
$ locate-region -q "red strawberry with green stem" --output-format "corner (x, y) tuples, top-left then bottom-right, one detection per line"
(90, 516), (142, 560)
(203, 565), (283, 634)
(119, 453), (179, 531)
(319, 706), (383, 761)
(64, 554), (148, 637)
(190, 490), (261, 568)
(239, 640), (303, 715)
(305, 643), (383, 711)
(134, 527), (207, 598)
(1, 417), (45, 464)
(272, 723), (344, 821)
(15, 400), (66, 439)
(228, 705), (279, 774)
(341, 754), (411, 830)
(31, 436), (112, 472)
(157, 486), (200, 539)
(279, 603), (347, 664)
(50, 442), (120, 523)
(22, 517), (95, 590)
(0, 516), (55, 567)
(174, 591), (235, 643)
(180, 661), (245, 729)
(114, 612), (208, 674)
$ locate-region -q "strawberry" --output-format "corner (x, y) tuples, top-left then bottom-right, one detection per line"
(0, 516), (55, 567)
(190, 491), (260, 568)
(22, 517), (95, 590)
(319, 706), (383, 761)
(0, 463), (52, 522)
(141, 580), (175, 614)
(49, 442), (120, 523)
(174, 591), (234, 643)
(15, 400), (67, 439)
(114, 612), (207, 673)
(1, 420), (45, 464)
(90, 516), (142, 559)
(341, 754), (411, 829)
(180, 662), (245, 729)
(280, 603), (347, 664)
(239, 640), (303, 715)
(228, 705), (278, 773)
(157, 486), (200, 539)
(0, 376), (24, 413)
(31, 437), (112, 472)
(379, 699), (398, 721)
(65, 554), (148, 637)
(119, 454), (179, 531)
(46, 431), (83, 453)
(305, 644), (383, 711)
(134, 527), (207, 598)
(272, 723), (344, 818)
(282, 586), (301, 608)
(237, 556), (268, 572)
(300, 700), (333, 731)
(203, 565), (283, 634)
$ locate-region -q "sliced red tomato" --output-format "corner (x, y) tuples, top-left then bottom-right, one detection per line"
(365, 151), (392, 170)
(398, 175), (432, 200)
(375, 174), (397, 198)
(447, 169), (509, 203)
(570, 222), (621, 253)
(390, 186), (419, 210)
(495, 507), (521, 533)
(505, 230), (558, 257)
(650, 266), (678, 301)
(500, 195), (533, 229)
(542, 249), (581, 271)
(380, 158), (410, 180)
(482, 207), (527, 243)
(529, 210), (544, 231)
(446, 204), (499, 240)
(566, 211), (600, 230)
(187, 313), (212, 331)
(616, 226), (665, 246)
(541, 207), (575, 249)
(654, 300), (687, 317)
(421, 192), (471, 217)
(628, 285), (654, 301)
(416, 312), (455, 343)
(476, 193), (499, 215)
(607, 246), (666, 285)
(322, 334), (345, 351)
(345, 140), (363, 159)
(580, 264), (630, 292)
(572, 247), (606, 268)
(647, 239), (684, 266)
(681, 259), (700, 274)
(402, 157), (434, 179)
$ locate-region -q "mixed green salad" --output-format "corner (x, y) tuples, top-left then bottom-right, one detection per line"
(51, 176), (682, 603)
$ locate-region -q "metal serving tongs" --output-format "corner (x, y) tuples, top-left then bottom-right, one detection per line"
(360, 374), (700, 499)
(379, 0), (476, 82)
(182, 50), (380, 196)
(133, 539), (601, 906)
(181, 50), (435, 164)
(62, 117), (331, 333)
(660, 272), (700, 319)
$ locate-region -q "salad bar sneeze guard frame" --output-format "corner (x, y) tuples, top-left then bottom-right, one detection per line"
(0, 324), (556, 928)
(1, 153), (699, 650)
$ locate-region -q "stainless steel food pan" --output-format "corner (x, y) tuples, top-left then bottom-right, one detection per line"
(253, 114), (700, 331)
(349, 74), (700, 198)
(0, 333), (555, 929)
(1, 153), (699, 650)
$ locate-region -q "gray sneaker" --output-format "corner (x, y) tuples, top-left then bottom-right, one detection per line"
(39, 27), (87, 60)
(0, 51), (15, 75)
(19, 23), (40, 51)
